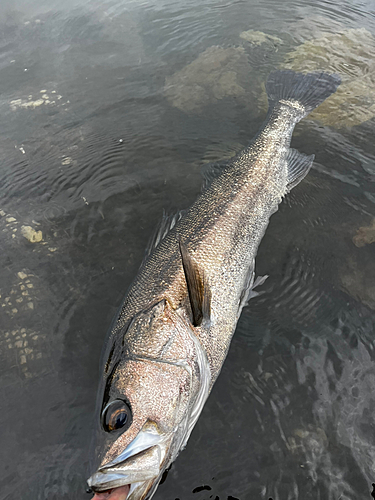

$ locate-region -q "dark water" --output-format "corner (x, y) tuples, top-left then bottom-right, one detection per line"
(1, 1), (375, 499)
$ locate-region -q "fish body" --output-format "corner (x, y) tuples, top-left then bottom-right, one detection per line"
(88, 70), (340, 500)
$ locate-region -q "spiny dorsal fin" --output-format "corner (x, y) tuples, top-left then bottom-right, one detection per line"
(201, 160), (231, 190)
(286, 148), (314, 192)
(178, 238), (211, 327)
(201, 141), (244, 190)
(144, 210), (186, 260)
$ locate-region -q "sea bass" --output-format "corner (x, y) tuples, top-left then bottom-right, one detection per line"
(87, 70), (340, 500)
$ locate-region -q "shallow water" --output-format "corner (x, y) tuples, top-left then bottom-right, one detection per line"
(1, 1), (375, 499)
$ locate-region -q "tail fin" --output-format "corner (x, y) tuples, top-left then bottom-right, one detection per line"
(266, 70), (341, 115)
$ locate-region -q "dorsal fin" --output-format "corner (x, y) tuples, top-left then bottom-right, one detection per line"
(200, 141), (244, 190)
(201, 160), (231, 190)
(178, 238), (211, 327)
(144, 210), (186, 260)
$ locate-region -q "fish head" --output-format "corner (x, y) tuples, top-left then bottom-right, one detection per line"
(88, 298), (211, 500)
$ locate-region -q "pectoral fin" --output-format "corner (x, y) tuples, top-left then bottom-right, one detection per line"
(178, 238), (211, 327)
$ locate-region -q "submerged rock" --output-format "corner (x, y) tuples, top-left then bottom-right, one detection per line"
(288, 425), (328, 461)
(352, 218), (375, 248)
(240, 29), (283, 47)
(164, 46), (262, 114)
(285, 14), (346, 44)
(283, 28), (375, 128)
(21, 225), (43, 243)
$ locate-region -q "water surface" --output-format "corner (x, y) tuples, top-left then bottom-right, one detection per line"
(1, 1), (375, 499)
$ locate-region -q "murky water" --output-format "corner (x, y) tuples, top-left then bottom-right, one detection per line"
(1, 1), (375, 499)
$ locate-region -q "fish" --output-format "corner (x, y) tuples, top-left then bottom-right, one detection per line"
(87, 69), (340, 500)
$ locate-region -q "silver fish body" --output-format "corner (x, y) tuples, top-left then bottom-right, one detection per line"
(88, 70), (340, 500)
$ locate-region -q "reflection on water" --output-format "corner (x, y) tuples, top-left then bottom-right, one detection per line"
(0, 0), (374, 499)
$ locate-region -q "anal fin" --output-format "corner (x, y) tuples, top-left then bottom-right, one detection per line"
(286, 148), (314, 191)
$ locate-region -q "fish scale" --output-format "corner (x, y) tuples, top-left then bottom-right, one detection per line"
(88, 70), (341, 500)
(117, 109), (305, 378)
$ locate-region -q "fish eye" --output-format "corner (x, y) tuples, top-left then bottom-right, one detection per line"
(101, 399), (132, 433)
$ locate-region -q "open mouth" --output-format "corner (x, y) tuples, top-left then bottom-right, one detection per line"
(88, 425), (173, 500)
(88, 445), (162, 500)
(92, 484), (131, 500)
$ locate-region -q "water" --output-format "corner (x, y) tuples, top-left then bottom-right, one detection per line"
(0, 1), (374, 499)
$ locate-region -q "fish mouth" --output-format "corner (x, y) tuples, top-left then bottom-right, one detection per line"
(88, 426), (172, 500)
(88, 447), (163, 500)
(91, 484), (131, 500)
(88, 448), (160, 500)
